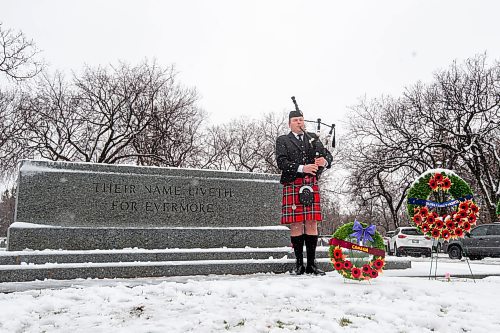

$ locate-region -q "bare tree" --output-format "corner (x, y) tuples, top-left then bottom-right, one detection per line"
(0, 187), (15, 236)
(199, 124), (236, 171)
(317, 196), (342, 236)
(0, 23), (44, 81)
(343, 54), (500, 227)
(2, 60), (206, 170)
(202, 112), (287, 173)
(0, 89), (15, 160)
(342, 96), (431, 230)
(0, 87), (30, 173)
(133, 84), (206, 168)
(404, 54), (500, 221)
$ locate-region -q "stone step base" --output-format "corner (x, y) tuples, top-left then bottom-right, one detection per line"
(0, 258), (291, 283)
(0, 246), (379, 265)
(0, 246), (410, 283)
(0, 257), (410, 283)
(7, 225), (291, 251)
(0, 247), (292, 265)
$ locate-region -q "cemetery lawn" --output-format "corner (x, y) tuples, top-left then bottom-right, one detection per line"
(1, 257), (500, 332)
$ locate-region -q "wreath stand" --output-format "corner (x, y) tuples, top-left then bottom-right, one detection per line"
(428, 241), (439, 280)
(406, 170), (480, 283)
(428, 246), (476, 283)
(429, 243), (476, 283)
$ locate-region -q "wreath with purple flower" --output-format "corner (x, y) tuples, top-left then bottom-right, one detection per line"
(329, 220), (385, 281)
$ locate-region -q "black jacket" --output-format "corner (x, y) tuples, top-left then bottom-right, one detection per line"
(275, 131), (333, 184)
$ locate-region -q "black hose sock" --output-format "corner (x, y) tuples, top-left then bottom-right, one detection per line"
(290, 235), (305, 266)
(304, 234), (318, 267)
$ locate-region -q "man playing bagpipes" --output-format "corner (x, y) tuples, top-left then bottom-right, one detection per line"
(275, 104), (333, 275)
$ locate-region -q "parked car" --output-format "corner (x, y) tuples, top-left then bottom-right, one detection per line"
(383, 231), (395, 254)
(433, 238), (446, 253)
(444, 223), (500, 260)
(388, 227), (433, 257)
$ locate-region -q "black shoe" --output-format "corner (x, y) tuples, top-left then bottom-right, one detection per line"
(291, 264), (306, 275)
(305, 264), (325, 276)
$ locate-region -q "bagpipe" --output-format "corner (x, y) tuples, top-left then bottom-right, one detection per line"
(291, 96), (336, 149)
(290, 96), (335, 205)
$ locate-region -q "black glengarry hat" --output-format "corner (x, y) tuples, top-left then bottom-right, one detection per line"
(288, 110), (303, 119)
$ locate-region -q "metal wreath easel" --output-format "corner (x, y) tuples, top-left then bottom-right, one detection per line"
(428, 242), (476, 283)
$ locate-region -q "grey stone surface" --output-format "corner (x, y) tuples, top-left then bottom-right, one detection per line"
(15, 160), (281, 228)
(0, 248), (291, 265)
(9, 160), (287, 251)
(7, 226), (289, 251)
(0, 260), (295, 283)
(0, 255), (410, 283)
(0, 246), (408, 267)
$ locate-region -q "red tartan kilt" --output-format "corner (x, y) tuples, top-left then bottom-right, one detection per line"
(281, 176), (322, 224)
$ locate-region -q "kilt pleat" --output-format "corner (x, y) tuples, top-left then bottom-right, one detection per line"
(281, 176), (322, 224)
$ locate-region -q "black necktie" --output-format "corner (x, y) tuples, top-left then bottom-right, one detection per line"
(298, 134), (303, 142)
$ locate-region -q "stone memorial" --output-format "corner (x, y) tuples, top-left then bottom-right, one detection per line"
(1, 159), (410, 283)
(8, 160), (288, 251)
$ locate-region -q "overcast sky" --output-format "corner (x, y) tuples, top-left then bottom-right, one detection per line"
(2, 0), (500, 129)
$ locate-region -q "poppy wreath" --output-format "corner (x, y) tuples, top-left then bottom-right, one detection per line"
(329, 221), (385, 281)
(406, 169), (479, 240)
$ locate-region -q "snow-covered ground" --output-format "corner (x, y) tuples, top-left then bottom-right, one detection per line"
(1, 256), (500, 332)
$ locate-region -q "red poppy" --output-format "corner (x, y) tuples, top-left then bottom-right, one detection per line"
(344, 261), (353, 269)
(427, 215), (436, 224)
(454, 228), (464, 238)
(458, 210), (468, 218)
(441, 229), (451, 240)
(468, 214), (477, 223)
(441, 178), (452, 190)
(351, 267), (362, 279)
(459, 202), (469, 211)
(413, 214), (423, 225)
(431, 228), (441, 238)
(432, 212), (439, 218)
(453, 214), (462, 223)
(362, 264), (372, 274)
(334, 262), (344, 270)
(463, 221), (471, 231)
(434, 173), (444, 183)
(333, 248), (343, 259)
(428, 178), (438, 191)
(370, 270), (379, 278)
(373, 259), (385, 270)
(470, 204), (479, 214)
(421, 223), (431, 233)
(420, 207), (429, 216)
(435, 220), (445, 229)
(446, 220), (455, 230)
